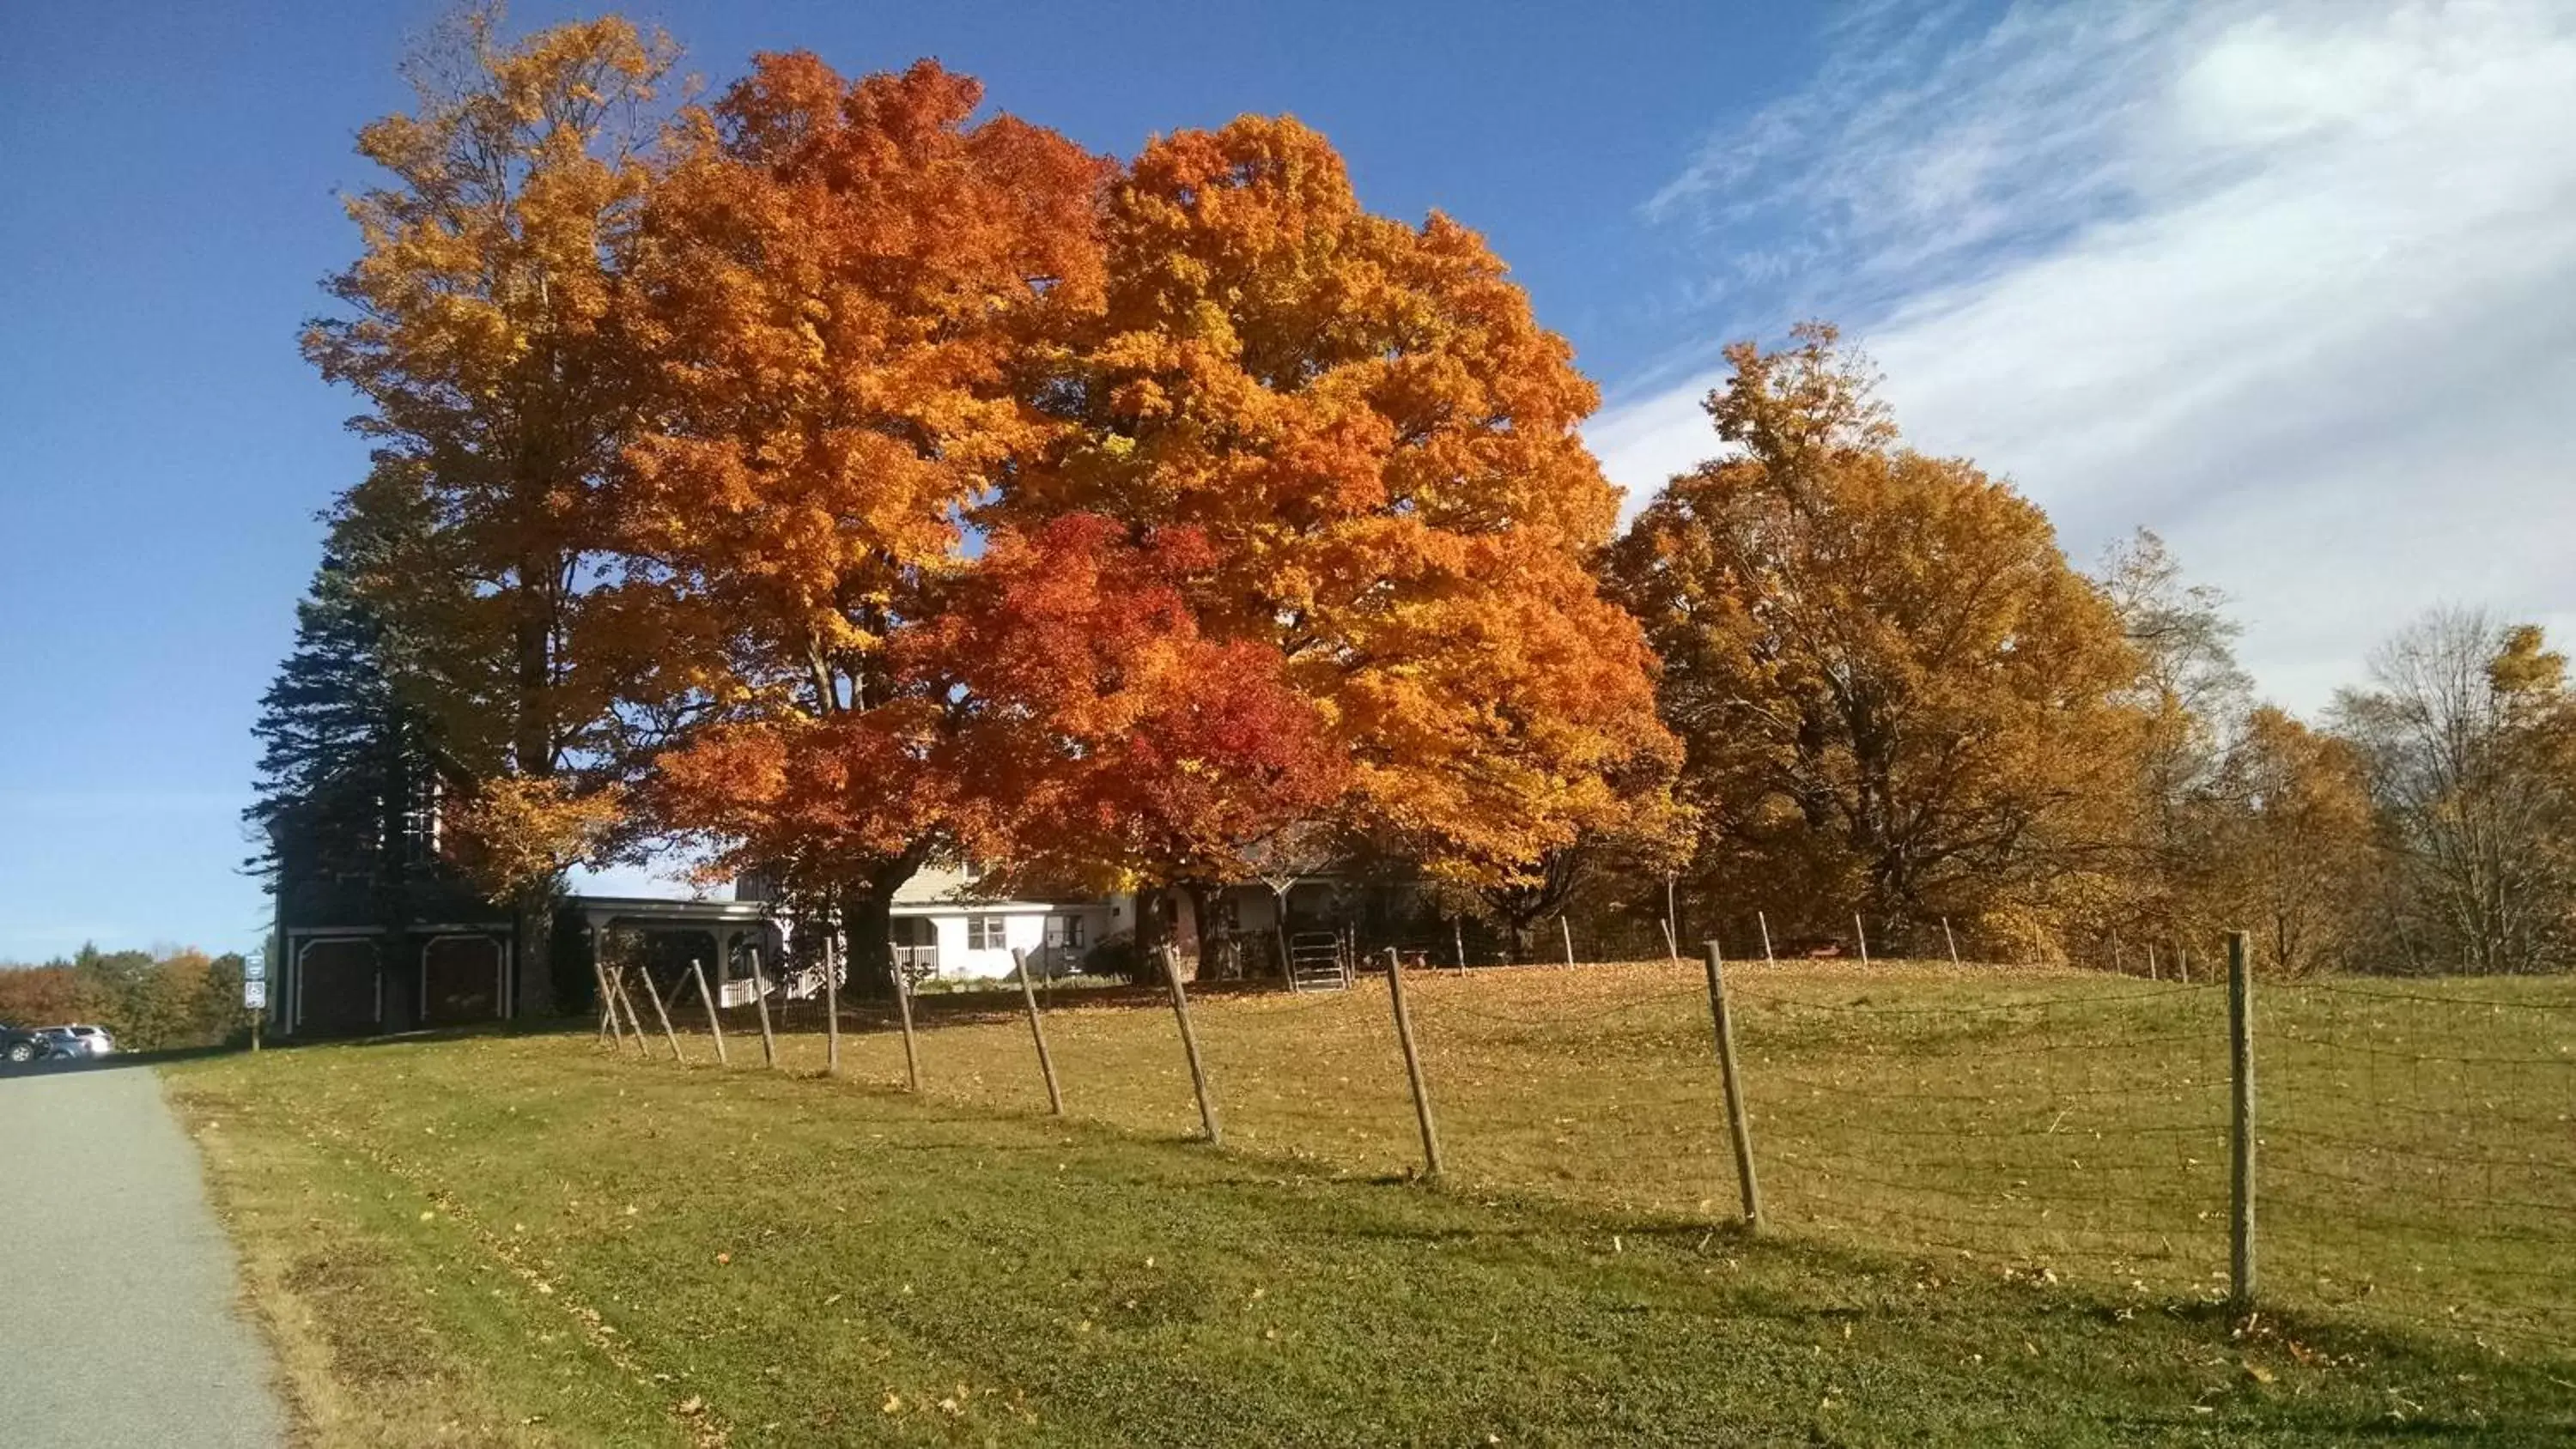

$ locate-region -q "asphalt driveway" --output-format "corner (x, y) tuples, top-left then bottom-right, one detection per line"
(0, 1062), (286, 1446)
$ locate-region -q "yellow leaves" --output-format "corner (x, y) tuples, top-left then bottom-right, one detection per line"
(1611, 327), (2147, 931)
(452, 777), (627, 900)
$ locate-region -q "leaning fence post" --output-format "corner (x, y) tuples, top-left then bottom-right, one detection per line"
(1701, 942), (1764, 1229)
(2147, 943), (2160, 981)
(1559, 915), (1576, 967)
(1159, 944), (1222, 1145)
(690, 960), (728, 1066)
(610, 968), (652, 1058)
(641, 967), (687, 1063)
(1012, 948), (1064, 1115)
(892, 952), (922, 1093)
(1758, 910), (1775, 966)
(1382, 948), (1444, 1179)
(1942, 917), (1960, 967)
(748, 951), (779, 1070)
(1853, 912), (1869, 966)
(2227, 930), (2257, 1307)
(592, 955), (623, 1048)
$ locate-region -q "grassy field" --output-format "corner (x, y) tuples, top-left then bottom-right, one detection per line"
(166, 960), (2576, 1446)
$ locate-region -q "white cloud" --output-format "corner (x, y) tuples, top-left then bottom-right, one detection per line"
(1594, 0), (2576, 714)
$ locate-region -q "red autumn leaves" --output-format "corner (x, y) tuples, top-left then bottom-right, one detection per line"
(928, 518), (1346, 894)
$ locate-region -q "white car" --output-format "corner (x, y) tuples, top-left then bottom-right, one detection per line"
(42, 1024), (114, 1058)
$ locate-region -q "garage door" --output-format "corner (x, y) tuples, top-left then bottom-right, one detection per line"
(297, 939), (380, 1035)
(422, 936), (503, 1026)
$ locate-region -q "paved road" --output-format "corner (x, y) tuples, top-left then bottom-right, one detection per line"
(0, 1063), (287, 1446)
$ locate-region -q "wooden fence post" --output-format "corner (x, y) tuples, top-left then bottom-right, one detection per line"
(892, 955), (922, 1093)
(2228, 929), (2257, 1307)
(1758, 911), (1775, 967)
(1160, 945), (1222, 1145)
(1559, 916), (1575, 967)
(1453, 920), (1468, 976)
(1701, 942), (1764, 1229)
(1942, 917), (1960, 967)
(1012, 948), (1064, 1115)
(641, 967), (687, 1063)
(690, 960), (728, 1066)
(592, 957), (626, 1049)
(1382, 948), (1444, 1179)
(2178, 945), (2190, 984)
(748, 951), (779, 1070)
(818, 934), (841, 1076)
(2147, 943), (2160, 980)
(610, 969), (652, 1058)
(1853, 913), (1869, 967)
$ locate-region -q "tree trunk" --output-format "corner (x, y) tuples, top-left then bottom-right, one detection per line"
(847, 885), (896, 998)
(1134, 887), (1174, 985)
(1183, 880), (1225, 980)
(375, 733), (419, 1032)
(836, 838), (939, 999)
(509, 552), (560, 1016)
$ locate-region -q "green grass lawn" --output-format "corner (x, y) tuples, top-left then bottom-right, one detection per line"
(166, 961), (2576, 1446)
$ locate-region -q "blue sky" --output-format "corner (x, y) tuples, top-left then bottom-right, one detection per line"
(3, 0), (2572, 960)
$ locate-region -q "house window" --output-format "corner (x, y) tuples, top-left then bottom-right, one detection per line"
(1062, 916), (1085, 949)
(967, 915), (1005, 950)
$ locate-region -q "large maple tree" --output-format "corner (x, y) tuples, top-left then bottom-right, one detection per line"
(305, 7), (680, 1001)
(1608, 325), (2148, 954)
(612, 54), (1105, 988)
(997, 116), (1673, 949)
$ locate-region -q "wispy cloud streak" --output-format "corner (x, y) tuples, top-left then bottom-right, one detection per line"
(1594, 0), (2576, 713)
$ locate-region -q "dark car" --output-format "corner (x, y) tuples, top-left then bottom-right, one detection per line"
(3, 1022), (50, 1065)
(40, 1024), (114, 1059)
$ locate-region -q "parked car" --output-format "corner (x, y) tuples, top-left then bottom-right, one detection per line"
(2, 1022), (47, 1064)
(42, 1024), (114, 1058)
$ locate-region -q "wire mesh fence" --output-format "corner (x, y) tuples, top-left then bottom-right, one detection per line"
(2258, 976), (2576, 1356)
(592, 937), (2576, 1365)
(1721, 978), (2234, 1300)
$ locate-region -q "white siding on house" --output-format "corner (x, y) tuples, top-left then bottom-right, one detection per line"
(901, 905), (1121, 980)
(917, 907), (1048, 980)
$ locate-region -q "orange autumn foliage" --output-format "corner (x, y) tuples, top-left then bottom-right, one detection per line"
(1610, 326), (2148, 948)
(309, 7), (678, 785)
(615, 55), (1107, 925)
(1000, 116), (1673, 890)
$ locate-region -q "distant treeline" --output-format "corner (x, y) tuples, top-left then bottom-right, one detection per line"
(0, 946), (250, 1052)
